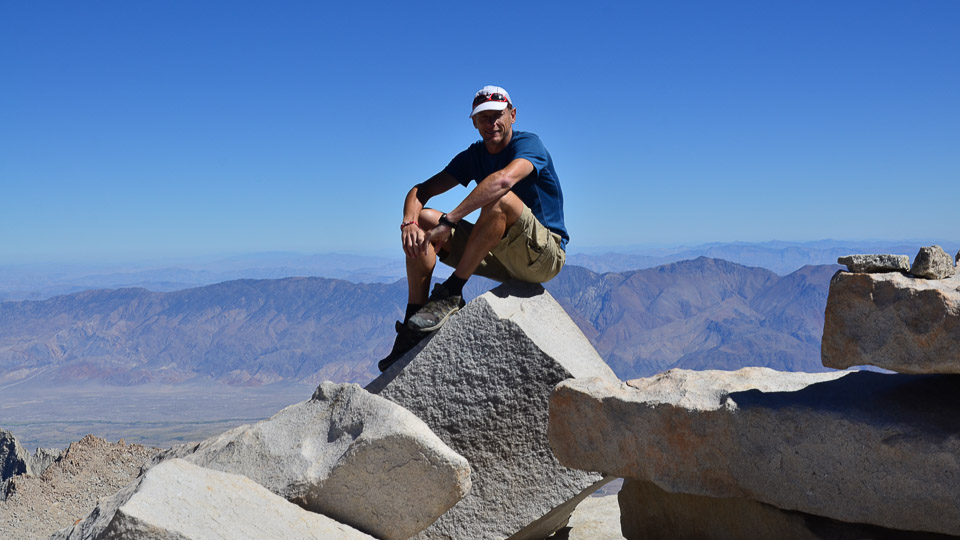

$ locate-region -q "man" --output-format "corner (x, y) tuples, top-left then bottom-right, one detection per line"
(379, 85), (568, 371)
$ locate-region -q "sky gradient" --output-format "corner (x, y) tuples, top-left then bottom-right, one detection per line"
(2, 1), (958, 264)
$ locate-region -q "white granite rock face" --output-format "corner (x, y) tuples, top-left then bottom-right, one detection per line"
(368, 281), (618, 540)
(911, 245), (956, 279)
(50, 458), (375, 540)
(160, 382), (470, 540)
(821, 271), (960, 373)
(549, 368), (960, 536)
(837, 254), (910, 273)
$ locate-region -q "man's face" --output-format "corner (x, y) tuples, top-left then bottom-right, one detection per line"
(472, 107), (516, 148)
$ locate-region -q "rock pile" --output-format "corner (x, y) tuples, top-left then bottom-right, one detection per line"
(34, 281), (619, 540)
(548, 248), (960, 537)
(0, 435), (157, 538)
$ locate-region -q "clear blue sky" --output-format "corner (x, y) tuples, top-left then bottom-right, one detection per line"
(2, 1), (958, 264)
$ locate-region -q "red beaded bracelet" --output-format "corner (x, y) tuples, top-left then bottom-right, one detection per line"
(400, 221), (418, 230)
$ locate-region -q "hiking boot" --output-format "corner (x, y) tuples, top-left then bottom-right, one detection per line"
(378, 321), (428, 372)
(407, 282), (466, 332)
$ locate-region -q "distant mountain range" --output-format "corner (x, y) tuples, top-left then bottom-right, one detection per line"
(2, 240), (953, 301)
(567, 239), (956, 275)
(0, 257), (840, 387)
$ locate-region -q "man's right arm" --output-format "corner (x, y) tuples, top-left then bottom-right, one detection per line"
(402, 171), (459, 258)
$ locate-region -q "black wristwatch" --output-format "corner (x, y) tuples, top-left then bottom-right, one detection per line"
(439, 213), (457, 230)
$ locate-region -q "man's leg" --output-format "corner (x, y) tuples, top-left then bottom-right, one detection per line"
(405, 208), (444, 307)
(451, 191), (524, 280)
(379, 208), (446, 372)
(408, 192), (524, 331)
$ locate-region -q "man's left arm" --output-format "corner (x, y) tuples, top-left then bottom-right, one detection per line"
(444, 158), (533, 223)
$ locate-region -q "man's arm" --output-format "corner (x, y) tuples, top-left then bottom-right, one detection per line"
(445, 158), (533, 223)
(417, 158), (534, 254)
(402, 171), (459, 258)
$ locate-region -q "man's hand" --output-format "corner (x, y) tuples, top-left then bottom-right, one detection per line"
(402, 222), (425, 259)
(417, 223), (452, 256)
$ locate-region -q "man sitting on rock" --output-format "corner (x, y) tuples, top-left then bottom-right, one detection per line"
(379, 85), (569, 371)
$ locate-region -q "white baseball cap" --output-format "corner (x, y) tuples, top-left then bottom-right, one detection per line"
(470, 85), (512, 118)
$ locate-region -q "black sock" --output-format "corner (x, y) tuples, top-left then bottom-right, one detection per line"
(441, 274), (468, 297)
(404, 303), (423, 323)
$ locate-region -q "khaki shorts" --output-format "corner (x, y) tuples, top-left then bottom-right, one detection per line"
(439, 206), (566, 283)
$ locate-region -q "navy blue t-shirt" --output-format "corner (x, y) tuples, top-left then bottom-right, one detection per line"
(443, 131), (568, 249)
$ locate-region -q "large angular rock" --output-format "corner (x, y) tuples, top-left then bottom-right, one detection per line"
(911, 245), (956, 279)
(822, 271), (960, 373)
(1, 428), (30, 481)
(549, 368), (960, 536)
(837, 253), (909, 273)
(367, 281), (618, 540)
(160, 382), (470, 540)
(50, 458), (375, 540)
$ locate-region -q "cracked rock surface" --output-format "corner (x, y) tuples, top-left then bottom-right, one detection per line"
(822, 271), (960, 374)
(549, 368), (960, 536)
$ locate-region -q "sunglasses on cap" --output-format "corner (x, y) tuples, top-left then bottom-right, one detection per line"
(472, 92), (510, 108)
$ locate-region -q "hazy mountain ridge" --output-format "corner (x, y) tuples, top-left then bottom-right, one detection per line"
(0, 258), (839, 387)
(4, 240), (952, 301)
(0, 278), (408, 386)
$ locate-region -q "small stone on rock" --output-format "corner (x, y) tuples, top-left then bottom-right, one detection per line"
(910, 245), (955, 279)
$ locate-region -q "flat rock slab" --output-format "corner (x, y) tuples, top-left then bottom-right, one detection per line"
(549, 368), (960, 536)
(911, 245), (956, 279)
(822, 271), (960, 373)
(159, 382), (470, 540)
(367, 281), (618, 540)
(618, 478), (952, 540)
(50, 458), (375, 540)
(837, 254), (909, 273)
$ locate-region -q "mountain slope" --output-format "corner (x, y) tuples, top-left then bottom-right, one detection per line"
(544, 258), (839, 377)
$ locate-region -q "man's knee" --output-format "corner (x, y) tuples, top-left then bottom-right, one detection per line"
(418, 208), (442, 228)
(479, 192), (524, 224)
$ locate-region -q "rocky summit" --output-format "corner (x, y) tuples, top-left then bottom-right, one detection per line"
(549, 368), (960, 536)
(368, 281), (618, 540)
(822, 270), (960, 373)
